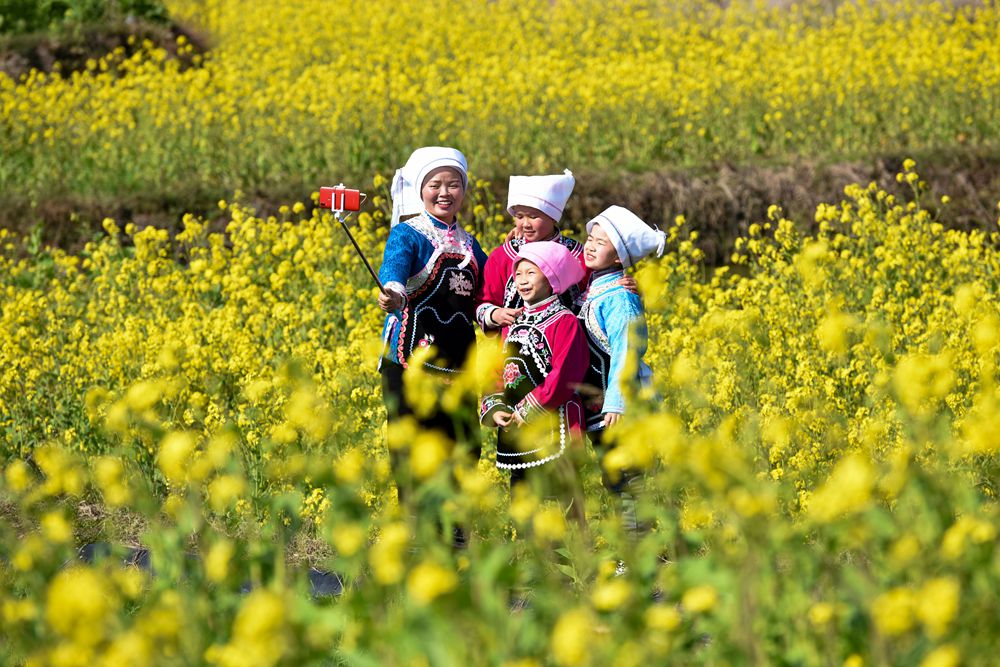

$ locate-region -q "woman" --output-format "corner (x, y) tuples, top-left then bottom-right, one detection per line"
(378, 146), (488, 505)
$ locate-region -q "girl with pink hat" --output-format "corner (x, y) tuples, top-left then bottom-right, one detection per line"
(479, 240), (589, 507)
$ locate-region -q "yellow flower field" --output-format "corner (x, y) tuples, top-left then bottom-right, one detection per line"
(4, 0), (1000, 664)
(2, 160), (1000, 664)
(2, 0), (1000, 201)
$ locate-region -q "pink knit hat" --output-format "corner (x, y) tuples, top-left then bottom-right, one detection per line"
(514, 241), (585, 296)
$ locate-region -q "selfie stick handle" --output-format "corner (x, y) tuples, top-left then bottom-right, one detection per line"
(334, 208), (386, 295)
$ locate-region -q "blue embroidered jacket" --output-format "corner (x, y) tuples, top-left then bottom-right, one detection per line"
(378, 212), (488, 373)
(577, 268), (652, 430)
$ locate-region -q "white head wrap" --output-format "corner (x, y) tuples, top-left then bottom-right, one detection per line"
(390, 146), (469, 227)
(585, 205), (666, 268)
(506, 169), (575, 222)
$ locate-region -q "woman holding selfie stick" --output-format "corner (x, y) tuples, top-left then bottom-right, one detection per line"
(377, 147), (488, 541)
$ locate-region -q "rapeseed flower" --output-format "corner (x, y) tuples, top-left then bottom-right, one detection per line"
(407, 561), (458, 606)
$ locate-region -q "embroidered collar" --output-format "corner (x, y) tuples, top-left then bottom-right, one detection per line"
(510, 229), (565, 253)
(590, 267), (625, 287)
(517, 294), (564, 327)
(407, 211), (475, 269)
(523, 294), (560, 314)
(424, 211), (458, 230)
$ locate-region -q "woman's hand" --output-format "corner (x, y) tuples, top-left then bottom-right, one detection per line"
(490, 307), (523, 327)
(378, 288), (404, 312)
(493, 411), (513, 428)
(602, 412), (622, 428)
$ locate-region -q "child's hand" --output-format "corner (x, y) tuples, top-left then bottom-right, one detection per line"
(378, 289), (404, 312)
(493, 411), (513, 428)
(512, 411), (526, 426)
(505, 226), (524, 243)
(602, 412), (622, 428)
(491, 307), (523, 326)
(619, 275), (639, 293)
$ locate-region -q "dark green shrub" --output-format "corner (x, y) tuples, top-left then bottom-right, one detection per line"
(0, 0), (168, 35)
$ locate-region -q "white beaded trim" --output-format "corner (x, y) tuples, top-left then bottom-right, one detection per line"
(495, 406), (566, 470)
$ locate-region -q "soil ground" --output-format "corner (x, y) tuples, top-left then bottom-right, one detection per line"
(3, 150), (999, 266)
(0, 17), (210, 81)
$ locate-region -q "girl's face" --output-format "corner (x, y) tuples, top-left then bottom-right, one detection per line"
(584, 223), (621, 270)
(514, 260), (553, 305)
(511, 206), (557, 242)
(421, 167), (465, 222)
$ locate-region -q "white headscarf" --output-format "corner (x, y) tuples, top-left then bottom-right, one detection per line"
(506, 169), (575, 222)
(586, 205), (666, 268)
(390, 147), (469, 227)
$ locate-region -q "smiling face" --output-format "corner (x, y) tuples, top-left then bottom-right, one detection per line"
(514, 259), (553, 305)
(421, 167), (465, 222)
(511, 205), (558, 243)
(583, 223), (621, 270)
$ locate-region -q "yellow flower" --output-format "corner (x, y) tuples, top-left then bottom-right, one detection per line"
(206, 430), (237, 468)
(682, 585), (719, 614)
(112, 568), (146, 600)
(410, 430), (451, 480)
(808, 602), (835, 628)
(331, 523), (366, 557)
(645, 605), (682, 631)
(370, 522), (409, 585)
(334, 448), (365, 484)
(213, 589), (290, 667)
(920, 645), (960, 667)
(204, 539), (235, 583)
(94, 456), (131, 507)
(889, 534), (921, 567)
(386, 416), (419, 452)
(99, 631), (152, 667)
(2, 598), (38, 623)
(124, 380), (161, 411)
(915, 577), (960, 639)
(13, 535), (45, 572)
(46, 567), (118, 645)
(591, 579), (632, 612)
(407, 560), (458, 606)
(551, 607), (593, 667)
(871, 587), (915, 636)
(208, 474), (247, 513)
(509, 485), (539, 525)
(41, 511), (73, 544)
(532, 505), (567, 542)
(806, 454), (875, 523)
(893, 352), (955, 416)
(4, 459), (33, 492)
(816, 310), (856, 356)
(157, 431), (197, 485)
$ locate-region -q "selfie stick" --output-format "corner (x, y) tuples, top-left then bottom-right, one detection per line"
(326, 184), (386, 295)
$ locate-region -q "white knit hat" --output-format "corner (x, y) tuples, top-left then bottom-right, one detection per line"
(507, 169), (575, 222)
(585, 205), (666, 268)
(391, 146), (469, 227)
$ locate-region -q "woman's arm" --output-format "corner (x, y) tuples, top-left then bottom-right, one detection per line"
(378, 224), (419, 311)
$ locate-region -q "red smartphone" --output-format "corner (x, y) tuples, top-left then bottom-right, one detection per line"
(319, 186), (362, 212)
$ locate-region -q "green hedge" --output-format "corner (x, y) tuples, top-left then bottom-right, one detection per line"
(0, 0), (167, 35)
